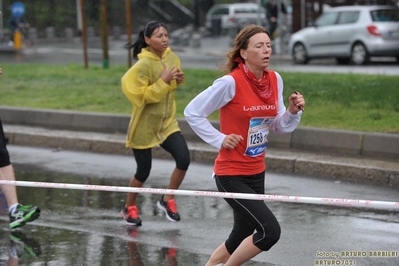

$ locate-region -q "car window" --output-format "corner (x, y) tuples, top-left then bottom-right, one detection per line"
(211, 7), (229, 16)
(337, 11), (359, 24)
(315, 12), (339, 27)
(234, 7), (258, 14)
(370, 9), (399, 22)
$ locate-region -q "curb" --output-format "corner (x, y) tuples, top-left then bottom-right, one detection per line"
(4, 124), (399, 188)
(1, 106), (398, 160)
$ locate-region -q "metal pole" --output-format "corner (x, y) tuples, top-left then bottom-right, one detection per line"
(193, 0), (200, 30)
(100, 0), (109, 69)
(277, 0), (283, 55)
(125, 0), (132, 68)
(257, 0), (262, 26)
(300, 0), (305, 29)
(0, 0), (3, 40)
(79, 0), (89, 68)
(76, 0), (82, 34)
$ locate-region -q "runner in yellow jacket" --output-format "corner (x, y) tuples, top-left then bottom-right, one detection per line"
(122, 46), (184, 149)
(120, 21), (190, 226)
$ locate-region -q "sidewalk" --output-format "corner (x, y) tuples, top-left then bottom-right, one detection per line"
(1, 107), (398, 189)
(0, 34), (293, 64)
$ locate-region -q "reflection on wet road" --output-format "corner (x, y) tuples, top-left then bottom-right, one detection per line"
(0, 171), (270, 266)
(0, 146), (398, 265)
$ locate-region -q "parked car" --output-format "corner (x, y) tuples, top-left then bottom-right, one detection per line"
(288, 5), (399, 65)
(205, 3), (267, 36)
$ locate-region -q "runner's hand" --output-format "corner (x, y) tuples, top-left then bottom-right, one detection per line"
(161, 66), (178, 84)
(176, 69), (185, 84)
(288, 91), (305, 114)
(222, 134), (244, 149)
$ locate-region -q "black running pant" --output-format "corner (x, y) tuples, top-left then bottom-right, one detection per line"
(215, 171), (281, 253)
(132, 131), (190, 183)
(0, 119), (11, 168)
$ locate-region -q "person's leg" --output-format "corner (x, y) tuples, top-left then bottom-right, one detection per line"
(205, 242), (231, 266)
(160, 132), (190, 201)
(0, 119), (18, 209)
(7, 253), (18, 266)
(268, 21), (278, 39)
(9, 28), (13, 42)
(206, 175), (256, 265)
(0, 165), (18, 208)
(157, 132), (190, 221)
(213, 172), (281, 265)
(8, 28), (15, 45)
(126, 178), (142, 208)
(225, 236), (261, 266)
(227, 181), (280, 265)
(225, 202), (280, 265)
(0, 119), (40, 229)
(120, 148), (152, 226)
(126, 148), (152, 207)
(205, 209), (256, 266)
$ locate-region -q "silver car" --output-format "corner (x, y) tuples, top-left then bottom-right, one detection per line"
(288, 5), (399, 65)
(205, 3), (267, 36)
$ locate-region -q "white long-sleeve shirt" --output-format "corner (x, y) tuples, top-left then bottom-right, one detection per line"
(184, 72), (302, 150)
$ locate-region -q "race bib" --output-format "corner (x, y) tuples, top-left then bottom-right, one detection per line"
(244, 117), (273, 157)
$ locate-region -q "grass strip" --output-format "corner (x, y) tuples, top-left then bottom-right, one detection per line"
(0, 63), (398, 133)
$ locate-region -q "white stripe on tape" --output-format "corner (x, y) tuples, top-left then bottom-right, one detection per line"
(1, 180), (398, 210)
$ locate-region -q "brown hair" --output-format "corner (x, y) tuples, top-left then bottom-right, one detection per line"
(220, 24), (270, 73)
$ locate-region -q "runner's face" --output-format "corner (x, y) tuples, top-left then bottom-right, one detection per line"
(146, 27), (169, 57)
(241, 32), (272, 71)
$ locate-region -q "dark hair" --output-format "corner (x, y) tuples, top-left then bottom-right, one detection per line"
(127, 21), (168, 60)
(221, 24), (270, 73)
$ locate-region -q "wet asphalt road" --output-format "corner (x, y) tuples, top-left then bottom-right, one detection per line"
(0, 146), (398, 266)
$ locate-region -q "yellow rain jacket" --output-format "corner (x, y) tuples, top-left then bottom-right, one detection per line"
(121, 47), (184, 149)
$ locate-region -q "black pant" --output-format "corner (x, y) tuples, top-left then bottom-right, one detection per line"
(0, 119), (11, 167)
(268, 21), (278, 39)
(215, 171), (281, 253)
(132, 131), (190, 183)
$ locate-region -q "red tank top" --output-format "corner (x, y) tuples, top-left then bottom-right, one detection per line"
(213, 69), (279, 176)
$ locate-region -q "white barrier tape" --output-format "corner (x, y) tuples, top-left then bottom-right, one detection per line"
(1, 180), (398, 210)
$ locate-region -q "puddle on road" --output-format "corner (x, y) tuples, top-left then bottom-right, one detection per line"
(0, 170), (211, 265)
(0, 227), (204, 266)
(0, 168), (272, 266)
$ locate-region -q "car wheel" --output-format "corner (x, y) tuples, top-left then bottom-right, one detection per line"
(336, 57), (350, 65)
(350, 43), (370, 65)
(292, 43), (309, 65)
